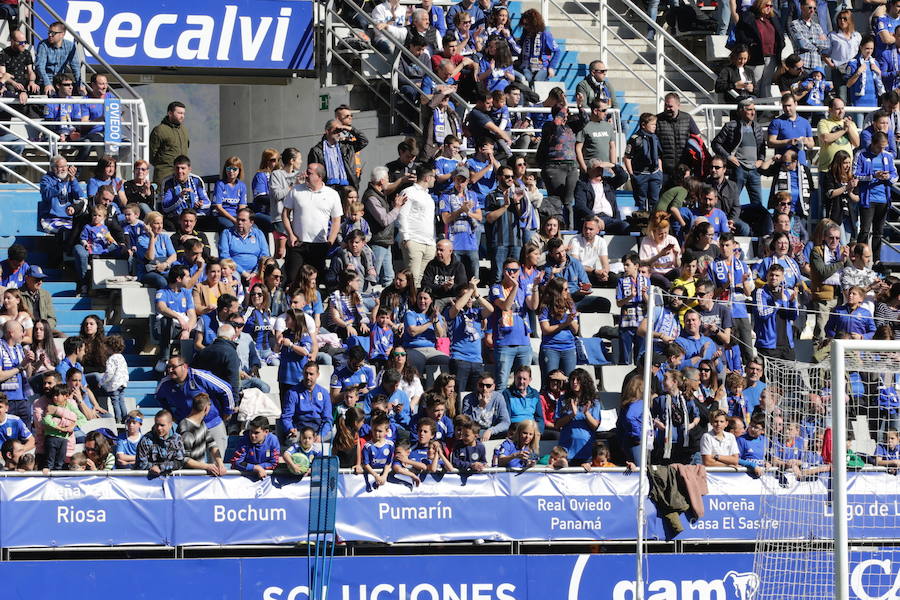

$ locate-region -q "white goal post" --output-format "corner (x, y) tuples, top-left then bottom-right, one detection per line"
(832, 339), (900, 600)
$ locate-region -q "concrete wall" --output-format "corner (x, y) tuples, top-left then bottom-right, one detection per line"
(219, 78), (403, 187)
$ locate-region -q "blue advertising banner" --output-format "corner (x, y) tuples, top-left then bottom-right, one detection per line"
(0, 471), (899, 547)
(337, 471), (642, 542)
(0, 475), (172, 547)
(42, 0), (315, 70)
(171, 475), (311, 546)
(0, 552), (898, 599)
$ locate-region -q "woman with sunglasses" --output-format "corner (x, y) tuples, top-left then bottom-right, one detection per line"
(244, 283), (278, 365)
(380, 345), (424, 409)
(122, 159), (154, 217)
(734, 0), (785, 94)
(697, 359), (726, 409)
(826, 9), (860, 101)
(263, 263), (289, 318)
(212, 156), (248, 232)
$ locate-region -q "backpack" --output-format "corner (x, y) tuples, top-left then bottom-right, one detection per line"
(682, 133), (712, 179)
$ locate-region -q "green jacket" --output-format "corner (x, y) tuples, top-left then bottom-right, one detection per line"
(19, 287), (56, 330)
(149, 117), (190, 185)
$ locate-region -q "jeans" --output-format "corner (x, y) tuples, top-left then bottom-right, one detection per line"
(457, 249), (479, 280)
(542, 161), (579, 227)
(241, 376), (271, 394)
(751, 57), (778, 98)
(45, 435), (68, 470)
(371, 244), (395, 286)
(494, 344), (532, 392)
(108, 388), (126, 423)
(859, 202), (889, 263)
(539, 346), (577, 381)
(253, 212), (273, 236)
(140, 271), (168, 289)
(600, 216), (630, 235)
(450, 358), (483, 396)
(631, 172), (663, 211)
(491, 244), (521, 285)
(646, 0), (660, 39)
(618, 327), (645, 366)
(731, 165), (764, 207)
(8, 399), (31, 429)
(731, 218), (751, 236)
(714, 0), (731, 34)
(522, 67), (549, 86)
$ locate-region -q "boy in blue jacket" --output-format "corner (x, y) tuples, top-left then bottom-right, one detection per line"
(231, 416), (280, 479)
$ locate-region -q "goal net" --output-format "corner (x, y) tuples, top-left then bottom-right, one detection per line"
(751, 343), (900, 600)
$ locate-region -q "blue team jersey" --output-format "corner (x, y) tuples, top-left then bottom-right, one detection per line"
(737, 433), (767, 465)
(538, 307), (577, 351)
(277, 331), (312, 385)
(433, 156), (458, 197)
(875, 14), (900, 54)
(438, 190), (481, 251)
(488, 283), (531, 347)
(726, 394), (749, 419)
(616, 274), (650, 329)
(286, 443), (322, 463)
(213, 180), (247, 217)
(876, 443), (900, 460)
(369, 325), (394, 361)
(446, 306), (484, 363)
(330, 364), (378, 392)
(0, 414), (30, 445)
(363, 440), (395, 469)
(495, 438), (534, 469)
(466, 156), (496, 201)
(768, 115), (813, 165)
(556, 399), (601, 462)
(155, 287), (194, 315)
(408, 442), (433, 468)
(707, 257), (751, 319)
(402, 310), (441, 348)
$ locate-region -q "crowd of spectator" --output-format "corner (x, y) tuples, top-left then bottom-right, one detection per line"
(0, 0), (897, 481)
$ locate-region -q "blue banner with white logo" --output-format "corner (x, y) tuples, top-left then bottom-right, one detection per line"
(2, 552), (899, 599)
(0, 471), (899, 547)
(43, 0), (314, 71)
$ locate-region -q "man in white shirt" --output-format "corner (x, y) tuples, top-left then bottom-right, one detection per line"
(371, 0), (408, 54)
(568, 216), (612, 285)
(281, 163), (342, 281)
(398, 164), (437, 287)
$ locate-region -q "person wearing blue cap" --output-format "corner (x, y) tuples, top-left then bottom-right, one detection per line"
(796, 67), (833, 126)
(19, 266), (56, 333)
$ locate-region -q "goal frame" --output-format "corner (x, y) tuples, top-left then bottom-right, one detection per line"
(831, 338), (900, 600)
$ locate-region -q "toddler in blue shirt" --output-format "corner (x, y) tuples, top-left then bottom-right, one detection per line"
(284, 426), (322, 475)
(451, 421), (486, 472)
(362, 415), (395, 488)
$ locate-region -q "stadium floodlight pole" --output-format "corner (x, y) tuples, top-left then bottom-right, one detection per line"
(635, 285), (656, 600)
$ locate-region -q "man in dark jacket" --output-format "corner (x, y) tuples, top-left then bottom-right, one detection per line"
(573, 159), (629, 232)
(307, 119), (369, 189)
(655, 93), (700, 177)
(149, 101), (189, 186)
(706, 156), (750, 236)
(362, 166), (405, 286)
(192, 324), (242, 400)
(712, 98), (766, 208)
(421, 239), (467, 311)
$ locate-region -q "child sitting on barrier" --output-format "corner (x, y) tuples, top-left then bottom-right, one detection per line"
(494, 419), (539, 469)
(725, 371), (749, 422)
(230, 415), (280, 479)
(539, 444), (569, 469)
(391, 440), (423, 486)
(584, 442), (616, 471)
(451, 420), (486, 473)
(362, 414), (394, 489)
(284, 426), (321, 476)
(875, 429), (900, 468)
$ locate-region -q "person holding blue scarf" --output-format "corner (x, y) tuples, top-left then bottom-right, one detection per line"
(515, 9), (560, 85)
(845, 36), (885, 128)
(854, 131), (898, 265)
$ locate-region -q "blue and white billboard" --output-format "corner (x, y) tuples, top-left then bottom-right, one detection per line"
(44, 0), (314, 70)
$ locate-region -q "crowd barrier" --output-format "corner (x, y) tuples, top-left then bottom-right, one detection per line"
(1, 470), (899, 547)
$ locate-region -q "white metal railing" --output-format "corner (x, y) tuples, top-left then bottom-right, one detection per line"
(0, 97), (149, 189)
(541, 0), (716, 110)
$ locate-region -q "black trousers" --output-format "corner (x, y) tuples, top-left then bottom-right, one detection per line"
(284, 242), (330, 286)
(859, 202), (889, 263)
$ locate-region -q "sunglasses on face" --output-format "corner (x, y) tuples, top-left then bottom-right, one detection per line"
(391, 352), (407, 357)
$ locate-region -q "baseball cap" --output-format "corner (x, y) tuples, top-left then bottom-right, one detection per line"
(26, 265), (47, 279)
(452, 166), (470, 180)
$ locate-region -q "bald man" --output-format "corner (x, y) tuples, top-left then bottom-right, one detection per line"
(421, 239), (467, 311)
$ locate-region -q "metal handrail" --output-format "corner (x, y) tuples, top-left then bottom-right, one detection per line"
(30, 0), (142, 101)
(323, 0), (472, 114)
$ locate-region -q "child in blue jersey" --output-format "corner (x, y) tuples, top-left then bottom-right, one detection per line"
(277, 308), (315, 395)
(368, 308), (395, 368)
(0, 396), (31, 448)
(391, 440), (423, 485)
(77, 205), (125, 285)
(725, 372), (749, 421)
(212, 158), (248, 230)
(361, 397), (401, 444)
(451, 421), (487, 472)
(337, 201), (372, 246)
(362, 415), (395, 488)
(876, 429), (900, 467)
(284, 426), (321, 475)
(797, 68), (832, 120)
(616, 252), (650, 365)
(411, 394), (455, 442)
(773, 420), (805, 468)
(231, 416), (281, 479)
(407, 417), (437, 472)
(489, 89), (512, 134)
(122, 203), (147, 258)
(333, 385), (361, 421)
(494, 419), (539, 468)
(737, 415), (769, 477)
(115, 410), (144, 469)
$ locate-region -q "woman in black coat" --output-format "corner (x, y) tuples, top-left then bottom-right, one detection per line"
(733, 0), (785, 95)
(715, 44), (759, 102)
